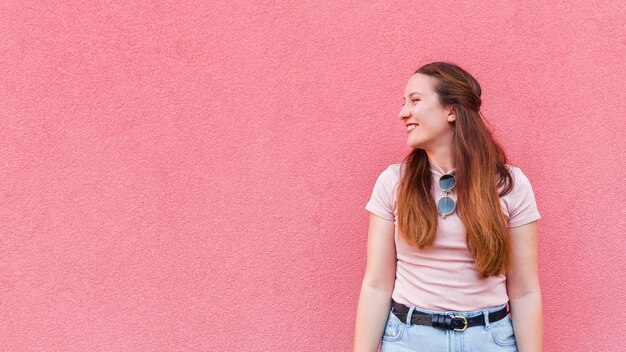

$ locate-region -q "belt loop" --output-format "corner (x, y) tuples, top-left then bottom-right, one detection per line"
(406, 306), (415, 326)
(482, 309), (490, 331)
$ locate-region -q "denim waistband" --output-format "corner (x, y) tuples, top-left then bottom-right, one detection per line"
(394, 301), (508, 319)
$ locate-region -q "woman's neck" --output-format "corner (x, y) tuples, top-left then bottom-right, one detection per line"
(426, 153), (454, 174)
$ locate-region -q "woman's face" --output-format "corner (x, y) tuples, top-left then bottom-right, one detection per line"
(399, 73), (456, 150)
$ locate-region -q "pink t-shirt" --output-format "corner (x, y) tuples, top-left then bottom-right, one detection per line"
(365, 159), (542, 312)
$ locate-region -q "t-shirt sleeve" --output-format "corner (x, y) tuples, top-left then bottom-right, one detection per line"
(364, 166), (395, 221)
(508, 168), (542, 228)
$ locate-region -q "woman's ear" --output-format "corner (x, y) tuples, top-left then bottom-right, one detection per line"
(447, 106), (456, 122)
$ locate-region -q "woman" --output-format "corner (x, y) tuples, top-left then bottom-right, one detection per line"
(353, 62), (543, 352)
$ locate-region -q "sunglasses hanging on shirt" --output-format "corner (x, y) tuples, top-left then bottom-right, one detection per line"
(437, 172), (456, 218)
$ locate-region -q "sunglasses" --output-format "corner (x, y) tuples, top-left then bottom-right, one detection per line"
(437, 172), (456, 218)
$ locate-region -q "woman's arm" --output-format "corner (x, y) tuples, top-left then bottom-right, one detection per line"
(353, 213), (397, 352)
(506, 220), (543, 352)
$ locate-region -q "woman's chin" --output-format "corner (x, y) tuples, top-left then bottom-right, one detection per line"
(406, 139), (422, 149)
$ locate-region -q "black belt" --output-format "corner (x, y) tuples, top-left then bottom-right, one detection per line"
(391, 299), (509, 332)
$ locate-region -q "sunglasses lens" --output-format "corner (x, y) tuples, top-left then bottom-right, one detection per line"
(437, 196), (456, 216)
(439, 174), (456, 191)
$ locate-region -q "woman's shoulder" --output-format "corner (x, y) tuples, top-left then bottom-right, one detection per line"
(370, 163), (403, 192)
(501, 163), (537, 197)
(503, 163), (532, 182)
(381, 162), (403, 181)
(500, 163), (541, 226)
(503, 163), (519, 172)
(388, 162), (403, 173)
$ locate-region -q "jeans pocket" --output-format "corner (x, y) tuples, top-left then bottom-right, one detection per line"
(382, 311), (407, 342)
(488, 315), (517, 347)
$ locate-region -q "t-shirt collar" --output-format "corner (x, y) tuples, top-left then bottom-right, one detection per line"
(427, 156), (456, 176)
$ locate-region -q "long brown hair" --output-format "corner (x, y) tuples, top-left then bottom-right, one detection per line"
(396, 61), (514, 278)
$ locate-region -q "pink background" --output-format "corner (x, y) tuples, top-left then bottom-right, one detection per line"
(1, 1), (624, 351)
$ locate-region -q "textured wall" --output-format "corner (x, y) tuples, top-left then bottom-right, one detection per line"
(1, 1), (624, 351)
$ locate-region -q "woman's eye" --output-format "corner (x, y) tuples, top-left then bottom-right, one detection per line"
(411, 99), (419, 103)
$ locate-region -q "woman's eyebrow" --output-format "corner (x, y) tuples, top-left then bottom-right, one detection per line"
(402, 92), (423, 100)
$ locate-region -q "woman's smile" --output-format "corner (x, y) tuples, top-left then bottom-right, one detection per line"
(406, 124), (419, 134)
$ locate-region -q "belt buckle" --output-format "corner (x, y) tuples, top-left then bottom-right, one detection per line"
(450, 315), (468, 332)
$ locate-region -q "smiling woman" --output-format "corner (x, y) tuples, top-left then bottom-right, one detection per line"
(353, 61), (543, 352)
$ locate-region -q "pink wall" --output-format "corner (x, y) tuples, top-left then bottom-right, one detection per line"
(1, 1), (624, 351)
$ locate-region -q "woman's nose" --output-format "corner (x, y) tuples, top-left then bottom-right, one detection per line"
(399, 107), (410, 119)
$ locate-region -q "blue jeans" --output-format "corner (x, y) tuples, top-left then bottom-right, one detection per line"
(380, 303), (517, 352)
